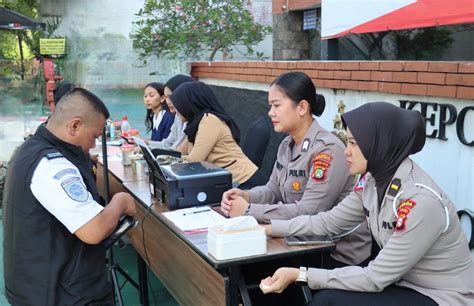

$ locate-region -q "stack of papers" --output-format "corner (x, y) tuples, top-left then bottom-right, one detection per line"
(163, 206), (226, 233)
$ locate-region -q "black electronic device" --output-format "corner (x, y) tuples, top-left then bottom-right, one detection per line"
(285, 235), (333, 246)
(102, 216), (137, 249)
(151, 147), (181, 158)
(133, 137), (232, 210)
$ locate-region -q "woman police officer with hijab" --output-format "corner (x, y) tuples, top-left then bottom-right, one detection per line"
(220, 72), (371, 268)
(260, 102), (474, 305)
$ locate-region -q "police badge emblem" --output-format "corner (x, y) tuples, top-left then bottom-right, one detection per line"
(61, 177), (89, 202)
(395, 200), (416, 232)
(292, 181), (301, 191)
(314, 168), (324, 179)
(301, 138), (310, 152)
(311, 152), (333, 182)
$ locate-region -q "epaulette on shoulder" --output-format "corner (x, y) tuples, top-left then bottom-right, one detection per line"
(45, 151), (63, 160)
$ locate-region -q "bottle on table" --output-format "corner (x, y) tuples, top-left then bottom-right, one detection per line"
(109, 121), (115, 139)
(121, 116), (131, 135)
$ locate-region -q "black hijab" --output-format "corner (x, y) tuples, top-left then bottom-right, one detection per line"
(164, 74), (194, 92)
(170, 82), (240, 144)
(341, 102), (426, 204)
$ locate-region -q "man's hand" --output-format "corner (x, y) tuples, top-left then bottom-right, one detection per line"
(220, 188), (248, 216)
(75, 192), (136, 244)
(259, 267), (299, 294)
(111, 192), (136, 216)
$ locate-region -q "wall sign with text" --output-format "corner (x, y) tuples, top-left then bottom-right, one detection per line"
(399, 100), (473, 147)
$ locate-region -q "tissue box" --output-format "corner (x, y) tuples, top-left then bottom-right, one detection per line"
(207, 224), (267, 260)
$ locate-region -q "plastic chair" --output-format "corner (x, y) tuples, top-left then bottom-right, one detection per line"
(242, 116), (272, 168)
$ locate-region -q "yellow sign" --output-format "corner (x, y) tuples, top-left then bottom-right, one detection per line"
(40, 38), (66, 55)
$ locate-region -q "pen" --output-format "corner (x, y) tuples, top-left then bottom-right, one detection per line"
(183, 208), (211, 216)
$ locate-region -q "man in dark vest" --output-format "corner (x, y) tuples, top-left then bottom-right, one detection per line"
(3, 88), (136, 305)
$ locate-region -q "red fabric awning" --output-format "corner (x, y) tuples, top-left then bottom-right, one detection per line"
(322, 0), (474, 39)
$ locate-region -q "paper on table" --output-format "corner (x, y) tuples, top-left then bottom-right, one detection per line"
(163, 206), (226, 231)
(96, 153), (122, 162)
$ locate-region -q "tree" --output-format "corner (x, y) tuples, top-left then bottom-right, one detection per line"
(130, 0), (271, 62)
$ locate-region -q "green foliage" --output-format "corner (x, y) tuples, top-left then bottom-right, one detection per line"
(341, 26), (455, 60)
(1, 0), (62, 60)
(130, 0), (271, 62)
(395, 27), (454, 60)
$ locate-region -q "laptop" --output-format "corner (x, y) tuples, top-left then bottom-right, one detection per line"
(132, 136), (167, 180)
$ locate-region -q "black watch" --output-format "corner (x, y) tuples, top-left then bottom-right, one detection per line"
(295, 266), (308, 286)
(244, 204), (251, 216)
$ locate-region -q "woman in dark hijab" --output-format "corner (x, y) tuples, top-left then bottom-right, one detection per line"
(170, 82), (265, 188)
(260, 102), (473, 306)
(342, 102), (426, 204)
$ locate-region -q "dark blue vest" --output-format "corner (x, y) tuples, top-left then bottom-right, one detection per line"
(151, 111), (175, 141)
(3, 125), (113, 305)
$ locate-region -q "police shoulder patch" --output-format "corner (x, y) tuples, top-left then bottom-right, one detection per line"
(311, 152), (333, 183)
(61, 177), (89, 202)
(395, 199), (416, 232)
(53, 168), (77, 180)
(46, 152), (63, 160)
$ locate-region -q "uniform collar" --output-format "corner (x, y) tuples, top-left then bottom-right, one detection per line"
(35, 124), (88, 162)
(288, 119), (321, 156)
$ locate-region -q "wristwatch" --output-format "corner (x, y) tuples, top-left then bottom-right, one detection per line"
(295, 266), (308, 286)
(244, 204), (251, 216)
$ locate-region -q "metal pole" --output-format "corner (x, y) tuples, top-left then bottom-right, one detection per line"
(17, 32), (25, 80)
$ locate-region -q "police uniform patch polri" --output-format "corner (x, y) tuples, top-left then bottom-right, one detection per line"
(395, 199), (416, 232)
(311, 153), (333, 182)
(61, 177), (89, 202)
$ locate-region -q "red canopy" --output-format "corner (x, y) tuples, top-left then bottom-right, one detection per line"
(322, 0), (474, 39)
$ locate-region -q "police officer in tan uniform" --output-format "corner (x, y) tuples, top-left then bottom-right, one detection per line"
(260, 102), (474, 305)
(221, 72), (371, 267)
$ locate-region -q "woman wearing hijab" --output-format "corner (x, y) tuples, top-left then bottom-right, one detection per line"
(170, 81), (265, 188)
(148, 75), (194, 150)
(221, 72), (371, 268)
(143, 82), (174, 141)
(259, 102), (474, 305)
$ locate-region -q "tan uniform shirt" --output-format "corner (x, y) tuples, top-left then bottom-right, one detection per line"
(179, 113), (257, 184)
(249, 119), (371, 265)
(272, 158), (474, 305)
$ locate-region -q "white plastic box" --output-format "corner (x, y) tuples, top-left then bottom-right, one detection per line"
(207, 225), (267, 260)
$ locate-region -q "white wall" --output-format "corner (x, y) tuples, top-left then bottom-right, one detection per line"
(46, 0), (272, 87)
(202, 78), (474, 212)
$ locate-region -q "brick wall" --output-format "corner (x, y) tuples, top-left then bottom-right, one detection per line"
(191, 61), (474, 100)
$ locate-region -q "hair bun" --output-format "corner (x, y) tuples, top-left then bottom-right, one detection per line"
(313, 93), (326, 117)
